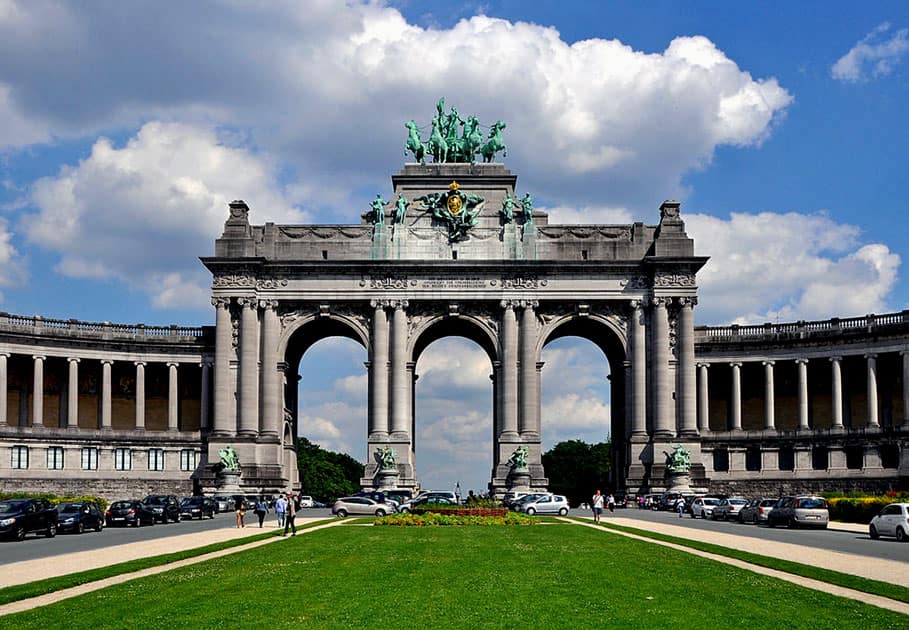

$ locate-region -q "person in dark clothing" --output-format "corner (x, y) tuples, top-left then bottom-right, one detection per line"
(254, 496), (269, 527)
(283, 493), (296, 536)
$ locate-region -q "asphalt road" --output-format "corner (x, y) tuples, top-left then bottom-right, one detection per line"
(594, 507), (909, 563)
(2, 507), (907, 567)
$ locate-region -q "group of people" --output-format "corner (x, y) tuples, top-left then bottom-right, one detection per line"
(590, 490), (617, 523)
(234, 494), (298, 536)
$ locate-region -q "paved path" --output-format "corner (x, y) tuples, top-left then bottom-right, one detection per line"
(571, 516), (909, 616)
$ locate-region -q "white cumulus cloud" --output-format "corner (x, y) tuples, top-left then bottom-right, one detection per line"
(0, 217), (27, 301)
(832, 23), (909, 82)
(22, 121), (307, 309)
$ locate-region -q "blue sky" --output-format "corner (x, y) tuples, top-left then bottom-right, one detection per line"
(1, 2), (907, 492)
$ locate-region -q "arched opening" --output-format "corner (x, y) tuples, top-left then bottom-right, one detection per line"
(411, 315), (497, 496)
(540, 316), (627, 496)
(281, 316), (369, 494)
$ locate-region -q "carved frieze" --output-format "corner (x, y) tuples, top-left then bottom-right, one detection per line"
(653, 272), (696, 287)
(361, 275), (410, 290)
(502, 276), (547, 289)
(213, 274), (256, 288)
(621, 276), (649, 290)
(258, 278), (288, 290)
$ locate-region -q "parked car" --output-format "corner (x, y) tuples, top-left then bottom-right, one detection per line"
(739, 498), (777, 524)
(56, 500), (105, 534)
(658, 492), (685, 511)
(352, 490), (397, 507)
(503, 491), (531, 508)
(106, 500), (156, 527)
(869, 502), (909, 542)
(384, 490), (413, 505)
(0, 498), (59, 540)
(767, 496), (829, 529)
(690, 497), (720, 519)
(212, 495), (232, 513)
(397, 496), (457, 513)
(331, 497), (396, 517)
(712, 497), (749, 521)
(180, 496), (215, 520)
(297, 495), (314, 508)
(142, 495), (182, 523)
(519, 494), (569, 516)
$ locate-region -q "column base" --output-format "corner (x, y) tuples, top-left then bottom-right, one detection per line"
(829, 425), (846, 435)
(865, 425), (882, 434)
(652, 430), (675, 440)
(761, 428), (778, 437)
(678, 429), (700, 439)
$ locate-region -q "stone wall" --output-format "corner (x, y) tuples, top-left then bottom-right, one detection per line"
(0, 477), (195, 503)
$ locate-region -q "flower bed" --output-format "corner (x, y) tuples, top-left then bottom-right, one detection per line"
(827, 493), (907, 524)
(375, 511), (536, 527)
(413, 507), (508, 517)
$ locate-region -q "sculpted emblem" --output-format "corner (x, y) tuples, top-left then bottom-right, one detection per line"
(415, 181), (484, 242)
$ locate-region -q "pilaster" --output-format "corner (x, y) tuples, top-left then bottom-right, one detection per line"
(677, 297), (698, 436)
(830, 356), (844, 433)
(389, 300), (409, 438)
(32, 355), (45, 428)
(67, 358), (80, 429)
(212, 297), (234, 436)
(796, 358), (809, 431)
(100, 359), (113, 430)
(630, 300), (647, 438)
(729, 362), (742, 432)
(865, 353), (880, 430)
(499, 300), (519, 439)
(167, 361), (179, 432)
(696, 362), (709, 434)
(369, 300), (390, 438)
(134, 361), (146, 431)
(238, 297), (259, 437)
(259, 300), (280, 440)
(0, 353), (7, 427)
(651, 297), (673, 438)
(762, 360), (776, 433)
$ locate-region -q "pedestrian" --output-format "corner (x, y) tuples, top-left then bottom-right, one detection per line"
(591, 490), (605, 523)
(677, 496), (686, 518)
(637, 496), (644, 510)
(254, 496), (269, 528)
(283, 493), (297, 536)
(234, 495), (246, 528)
(607, 494), (616, 514)
(274, 494), (287, 528)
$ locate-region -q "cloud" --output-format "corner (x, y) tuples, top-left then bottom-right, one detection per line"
(21, 121), (306, 309)
(688, 211), (900, 324)
(545, 205), (635, 224)
(0, 217), (27, 300)
(831, 23), (909, 82)
(0, 4), (791, 213)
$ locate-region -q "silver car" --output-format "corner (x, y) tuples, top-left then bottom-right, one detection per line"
(869, 502), (909, 542)
(690, 497), (720, 519)
(767, 496), (829, 529)
(738, 498), (777, 524)
(331, 496), (396, 518)
(518, 494), (569, 516)
(712, 497), (748, 521)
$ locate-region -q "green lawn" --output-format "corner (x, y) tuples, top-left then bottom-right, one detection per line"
(4, 522), (906, 629)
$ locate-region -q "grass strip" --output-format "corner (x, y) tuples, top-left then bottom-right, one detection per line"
(0, 519), (333, 606)
(573, 517), (909, 604)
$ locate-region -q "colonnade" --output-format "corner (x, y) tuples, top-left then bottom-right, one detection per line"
(0, 351), (207, 432)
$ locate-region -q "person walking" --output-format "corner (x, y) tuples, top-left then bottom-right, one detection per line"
(234, 495), (246, 528)
(254, 496), (269, 528)
(283, 493), (297, 537)
(591, 490), (605, 523)
(606, 494), (616, 514)
(274, 494), (287, 529)
(676, 496), (686, 518)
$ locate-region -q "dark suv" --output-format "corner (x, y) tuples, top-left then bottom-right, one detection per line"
(141, 495), (182, 523)
(0, 498), (59, 540)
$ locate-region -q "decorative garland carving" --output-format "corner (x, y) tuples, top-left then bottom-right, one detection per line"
(537, 227), (631, 240)
(361, 275), (409, 290)
(502, 276), (547, 289)
(213, 274), (256, 288)
(258, 278), (288, 290)
(653, 272), (696, 287)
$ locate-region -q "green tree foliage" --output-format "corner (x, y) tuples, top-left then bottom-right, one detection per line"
(541, 439), (610, 507)
(296, 437), (364, 503)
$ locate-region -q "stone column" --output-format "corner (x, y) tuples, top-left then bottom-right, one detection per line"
(66, 358), (79, 429)
(259, 300), (279, 439)
(407, 362), (417, 449)
(134, 361), (146, 431)
(519, 300), (539, 437)
(677, 297), (698, 436)
(763, 360), (775, 432)
(32, 355), (45, 428)
(389, 300), (409, 437)
(796, 358), (809, 431)
(238, 298), (259, 437)
(101, 359), (113, 430)
(0, 353), (8, 426)
(729, 362), (742, 432)
(200, 361), (211, 431)
(630, 301), (647, 437)
(652, 297), (673, 438)
(830, 356), (844, 432)
(369, 300), (389, 437)
(865, 353), (879, 429)
(167, 362), (179, 432)
(697, 363), (710, 434)
(499, 301), (519, 438)
(212, 297), (233, 436)
(901, 351), (909, 430)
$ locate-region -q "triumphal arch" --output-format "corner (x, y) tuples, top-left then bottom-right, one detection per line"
(202, 105), (707, 496)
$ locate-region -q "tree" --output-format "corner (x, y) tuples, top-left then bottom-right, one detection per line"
(542, 439), (611, 507)
(296, 437), (364, 503)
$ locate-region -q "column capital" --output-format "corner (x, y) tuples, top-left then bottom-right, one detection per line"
(729, 361), (742, 368)
(32, 354), (46, 361)
(100, 358), (114, 366)
(829, 355), (842, 362)
(370, 298), (391, 309)
(696, 362), (710, 369)
(762, 360), (775, 367)
(794, 358), (809, 365)
(258, 299), (279, 310)
(629, 298), (645, 310)
(0, 352), (10, 359)
(519, 299), (539, 310)
(67, 357), (81, 364)
(500, 299), (519, 310)
(677, 296), (698, 308)
(166, 361), (179, 368)
(652, 296), (671, 308)
(211, 296), (231, 309)
(237, 297), (257, 309)
(200, 359), (213, 368)
(134, 360), (147, 367)
(899, 349), (909, 357)
(389, 299), (409, 310)
(864, 352), (878, 360)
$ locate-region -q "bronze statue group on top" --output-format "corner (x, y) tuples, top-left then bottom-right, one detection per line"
(405, 97), (507, 165)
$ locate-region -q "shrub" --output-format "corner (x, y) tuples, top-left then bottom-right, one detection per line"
(0, 492), (108, 510)
(374, 511), (537, 527)
(827, 496), (903, 524)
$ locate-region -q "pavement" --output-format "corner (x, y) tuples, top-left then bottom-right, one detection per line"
(1, 517), (906, 618)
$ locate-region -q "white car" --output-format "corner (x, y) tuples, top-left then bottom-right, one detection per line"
(690, 497), (720, 519)
(869, 502), (909, 542)
(297, 495), (314, 508)
(519, 494), (569, 516)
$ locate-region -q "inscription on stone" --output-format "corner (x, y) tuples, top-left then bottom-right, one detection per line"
(419, 278), (487, 289)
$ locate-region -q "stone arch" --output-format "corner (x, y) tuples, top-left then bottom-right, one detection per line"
(409, 314), (499, 366)
(278, 312), (369, 372)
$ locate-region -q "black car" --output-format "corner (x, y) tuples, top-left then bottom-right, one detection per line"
(106, 500), (156, 527)
(56, 501), (105, 534)
(142, 495), (182, 523)
(180, 496), (215, 520)
(0, 498), (58, 540)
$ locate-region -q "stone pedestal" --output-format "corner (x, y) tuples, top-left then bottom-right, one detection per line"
(375, 468), (400, 490)
(216, 470), (241, 493)
(666, 470), (692, 493)
(507, 468), (531, 491)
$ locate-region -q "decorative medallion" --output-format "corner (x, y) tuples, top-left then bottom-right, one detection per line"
(414, 181), (484, 242)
